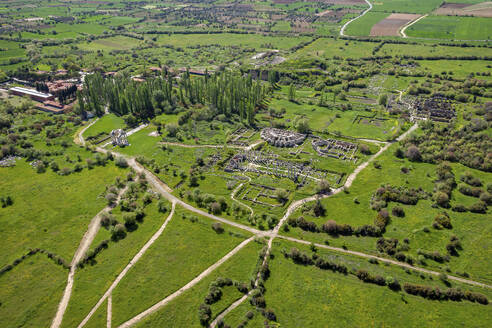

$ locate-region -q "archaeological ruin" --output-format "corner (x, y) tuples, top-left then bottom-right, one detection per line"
(260, 128), (306, 147)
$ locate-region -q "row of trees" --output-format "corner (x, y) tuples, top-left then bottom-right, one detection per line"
(77, 70), (269, 125)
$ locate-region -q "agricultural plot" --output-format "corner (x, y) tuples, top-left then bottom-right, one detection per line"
(370, 13), (421, 36)
(1, 1), (492, 327)
(405, 15), (492, 40)
(433, 2), (492, 17)
(371, 0), (443, 14)
(344, 12), (390, 36)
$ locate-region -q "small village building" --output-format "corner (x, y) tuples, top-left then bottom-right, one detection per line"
(9, 87), (54, 102)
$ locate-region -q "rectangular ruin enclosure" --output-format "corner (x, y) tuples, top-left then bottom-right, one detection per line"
(370, 13), (421, 37)
(434, 2), (492, 18)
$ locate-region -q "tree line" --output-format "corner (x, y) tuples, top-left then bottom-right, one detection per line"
(77, 70), (269, 125)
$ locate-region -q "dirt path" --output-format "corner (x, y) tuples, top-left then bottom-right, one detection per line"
(278, 235), (492, 289)
(230, 175), (254, 217)
(102, 124), (149, 148)
(107, 294), (112, 328)
(117, 237), (255, 328)
(75, 120), (263, 236)
(127, 158), (264, 235)
(400, 14), (428, 38)
(75, 118), (100, 146)
(160, 142), (243, 149)
(51, 185), (128, 328)
(77, 202), (176, 328)
(340, 0), (373, 36)
(210, 124), (419, 326)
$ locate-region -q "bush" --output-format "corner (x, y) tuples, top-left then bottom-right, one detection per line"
(123, 212), (137, 229)
(157, 199), (168, 213)
(406, 145), (421, 162)
(111, 223), (127, 241)
(479, 192), (492, 205)
(433, 192), (449, 208)
(115, 157), (128, 168)
(275, 188), (289, 203)
(386, 276), (401, 291)
(263, 308), (276, 321)
(198, 304), (211, 326)
(469, 201), (487, 213)
(360, 144), (371, 155)
(316, 179), (331, 194)
(392, 206), (405, 217)
(451, 204), (467, 212)
(50, 161), (59, 172)
(434, 212), (452, 229)
(210, 201), (222, 214)
(36, 162), (46, 173)
(212, 222), (224, 234)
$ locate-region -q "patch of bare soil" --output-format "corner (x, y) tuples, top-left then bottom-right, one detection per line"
(370, 13), (421, 36)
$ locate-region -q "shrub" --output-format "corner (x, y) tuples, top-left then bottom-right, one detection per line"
(115, 157), (128, 168)
(434, 212), (452, 229)
(469, 201), (487, 213)
(50, 161), (59, 172)
(275, 188), (289, 203)
(212, 222), (224, 234)
(392, 206), (405, 217)
(36, 162), (46, 173)
(386, 276), (401, 291)
(451, 204), (467, 212)
(263, 308), (276, 321)
(123, 212), (137, 229)
(433, 192), (449, 208)
(316, 179), (331, 194)
(157, 199), (168, 213)
(406, 145), (421, 161)
(360, 144), (371, 155)
(198, 304), (211, 326)
(105, 192), (117, 205)
(479, 192), (492, 205)
(313, 199), (325, 217)
(296, 216), (319, 232)
(111, 223), (127, 241)
(210, 201), (222, 214)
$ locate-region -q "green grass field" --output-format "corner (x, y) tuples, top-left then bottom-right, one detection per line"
(281, 140), (492, 283)
(344, 12), (389, 37)
(372, 0), (443, 14)
(84, 114), (125, 140)
(110, 206), (251, 326)
(0, 253), (67, 328)
(133, 240), (263, 327)
(223, 239), (492, 327)
(406, 16), (492, 40)
(0, 161), (126, 266)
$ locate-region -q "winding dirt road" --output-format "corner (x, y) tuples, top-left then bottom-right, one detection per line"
(400, 14), (428, 38)
(340, 0), (373, 37)
(77, 202), (177, 328)
(50, 185), (128, 328)
(117, 237), (255, 328)
(278, 235), (492, 289)
(70, 119), (491, 328)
